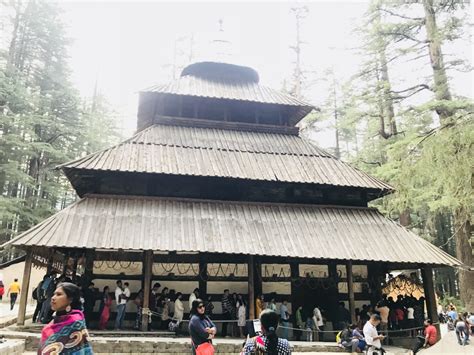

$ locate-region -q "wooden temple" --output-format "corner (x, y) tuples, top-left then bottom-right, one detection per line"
(5, 61), (460, 333)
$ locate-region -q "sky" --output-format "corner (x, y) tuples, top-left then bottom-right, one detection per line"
(60, 0), (473, 146)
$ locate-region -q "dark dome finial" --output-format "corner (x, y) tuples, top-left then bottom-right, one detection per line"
(181, 62), (259, 83)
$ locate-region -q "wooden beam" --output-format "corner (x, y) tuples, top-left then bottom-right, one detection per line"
(141, 250), (153, 331)
(248, 255), (256, 319)
(346, 261), (356, 324)
(421, 266), (440, 339)
(17, 251), (33, 325)
(154, 115), (300, 135)
(199, 260), (207, 297)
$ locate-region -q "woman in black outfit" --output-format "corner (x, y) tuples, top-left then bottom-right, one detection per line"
(188, 299), (217, 355)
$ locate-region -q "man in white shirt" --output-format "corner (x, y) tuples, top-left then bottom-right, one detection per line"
(312, 306), (324, 341)
(114, 280), (129, 330)
(363, 314), (385, 355)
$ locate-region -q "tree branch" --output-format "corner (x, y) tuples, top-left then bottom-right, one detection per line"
(382, 31), (428, 44)
(391, 84), (431, 94)
(377, 7), (425, 22)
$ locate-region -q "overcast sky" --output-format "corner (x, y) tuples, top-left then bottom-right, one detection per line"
(60, 0), (472, 146)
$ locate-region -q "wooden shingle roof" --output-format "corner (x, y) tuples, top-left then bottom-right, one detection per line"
(58, 124), (393, 192)
(5, 194), (460, 266)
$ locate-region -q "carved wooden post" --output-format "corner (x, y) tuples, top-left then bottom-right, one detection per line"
(248, 255), (255, 319)
(346, 261), (356, 324)
(17, 250), (33, 325)
(141, 250), (153, 331)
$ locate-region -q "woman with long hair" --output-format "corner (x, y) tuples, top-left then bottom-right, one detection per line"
(237, 294), (247, 338)
(188, 298), (217, 355)
(99, 286), (112, 330)
(241, 309), (291, 355)
(38, 282), (93, 354)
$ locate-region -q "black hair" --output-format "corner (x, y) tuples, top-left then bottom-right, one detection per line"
(260, 310), (280, 355)
(57, 282), (82, 310)
(372, 314), (382, 321)
(191, 298), (206, 317)
(103, 286), (109, 293)
(89, 282), (94, 287)
(116, 280), (122, 285)
(224, 289), (229, 293)
(426, 318), (433, 324)
(14, 278), (18, 282)
(153, 282), (161, 289)
(193, 288), (199, 293)
(124, 282), (129, 287)
(176, 292), (182, 298)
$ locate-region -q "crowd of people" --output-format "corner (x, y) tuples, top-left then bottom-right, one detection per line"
(3, 273), (472, 354)
(441, 303), (473, 346)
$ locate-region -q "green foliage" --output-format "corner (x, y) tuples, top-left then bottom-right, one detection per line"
(0, 0), (122, 247)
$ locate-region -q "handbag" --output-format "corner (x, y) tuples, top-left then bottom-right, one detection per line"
(195, 341), (215, 355)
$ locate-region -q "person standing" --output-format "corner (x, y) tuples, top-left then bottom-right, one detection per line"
(133, 289), (144, 330)
(363, 314), (385, 355)
(237, 295), (247, 338)
(38, 282), (93, 354)
(454, 315), (469, 346)
(205, 295), (214, 316)
(114, 280), (127, 330)
(83, 282), (96, 327)
(32, 277), (47, 323)
(39, 272), (57, 324)
(336, 302), (351, 330)
(280, 299), (290, 340)
(149, 282), (161, 330)
(255, 294), (264, 318)
(189, 299), (217, 355)
(99, 286), (112, 330)
(7, 278), (21, 310)
(295, 306), (305, 341)
(221, 289), (233, 337)
(267, 298), (277, 312)
(312, 305), (324, 341)
(189, 288), (199, 310)
(174, 292), (185, 323)
(375, 301), (390, 335)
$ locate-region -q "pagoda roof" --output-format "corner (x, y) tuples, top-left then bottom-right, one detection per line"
(58, 124), (393, 193)
(142, 62), (314, 124)
(4, 194), (460, 266)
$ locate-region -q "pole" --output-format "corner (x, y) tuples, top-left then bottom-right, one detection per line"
(141, 250), (153, 331)
(248, 255), (255, 320)
(421, 266), (440, 339)
(17, 250), (33, 325)
(346, 261), (356, 324)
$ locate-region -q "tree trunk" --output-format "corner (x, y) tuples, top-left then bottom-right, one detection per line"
(453, 208), (473, 309)
(422, 0), (454, 121)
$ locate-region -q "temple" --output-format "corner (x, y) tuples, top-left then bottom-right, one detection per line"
(5, 61), (460, 332)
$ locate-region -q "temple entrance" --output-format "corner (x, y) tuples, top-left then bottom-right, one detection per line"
(292, 278), (339, 328)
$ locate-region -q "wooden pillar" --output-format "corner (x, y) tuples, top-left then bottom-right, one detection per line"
(72, 254), (79, 283)
(199, 259), (207, 298)
(328, 261), (339, 325)
(346, 261), (356, 324)
(254, 257), (262, 305)
(141, 250), (153, 331)
(248, 255), (256, 319)
(421, 266), (440, 338)
(290, 262), (299, 312)
(17, 251), (33, 325)
(61, 250), (69, 277)
(83, 250), (95, 287)
(46, 249), (54, 274)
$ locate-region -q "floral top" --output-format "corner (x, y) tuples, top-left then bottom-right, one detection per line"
(241, 335), (291, 355)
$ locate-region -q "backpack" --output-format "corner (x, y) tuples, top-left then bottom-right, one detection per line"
(32, 287), (38, 300)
